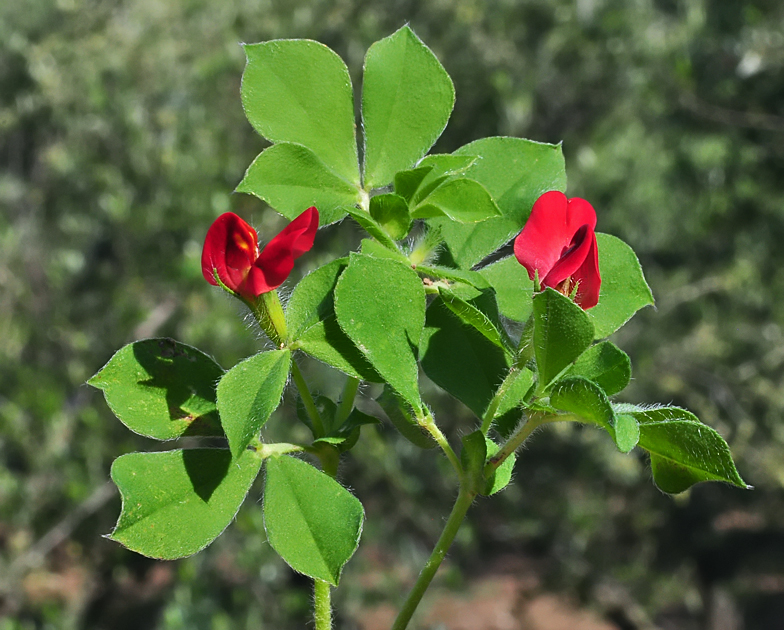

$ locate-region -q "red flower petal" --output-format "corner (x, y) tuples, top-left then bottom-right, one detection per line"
(201, 212), (259, 293)
(246, 207), (320, 295)
(542, 224), (593, 289)
(513, 191), (597, 281)
(572, 231), (600, 309)
(513, 191), (601, 310)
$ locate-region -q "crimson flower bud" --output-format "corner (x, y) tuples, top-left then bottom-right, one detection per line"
(513, 191), (601, 310)
(201, 207), (319, 300)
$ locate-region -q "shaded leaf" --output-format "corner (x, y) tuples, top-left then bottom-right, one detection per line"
(89, 339), (224, 440)
(377, 386), (436, 449)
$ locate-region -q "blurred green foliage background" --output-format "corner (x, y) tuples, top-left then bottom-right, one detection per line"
(2, 0), (784, 628)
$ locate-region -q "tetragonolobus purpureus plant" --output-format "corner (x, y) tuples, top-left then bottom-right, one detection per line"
(88, 25), (748, 630)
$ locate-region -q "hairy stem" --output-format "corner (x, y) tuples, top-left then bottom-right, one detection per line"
(480, 367), (521, 435)
(485, 411), (571, 475)
(391, 486), (475, 630)
(314, 579), (332, 630)
(419, 410), (462, 477)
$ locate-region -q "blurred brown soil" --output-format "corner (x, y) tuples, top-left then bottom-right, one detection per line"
(353, 563), (618, 630)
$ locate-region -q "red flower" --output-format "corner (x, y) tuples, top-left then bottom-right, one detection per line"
(201, 207), (319, 299)
(513, 191), (600, 310)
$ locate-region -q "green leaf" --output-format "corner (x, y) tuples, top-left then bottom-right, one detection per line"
(332, 408), (380, 451)
(614, 405), (748, 493)
(418, 153), (478, 173)
(438, 287), (511, 354)
(410, 155), (479, 202)
(360, 238), (410, 263)
(334, 254), (426, 412)
(431, 137), (566, 269)
(432, 217), (520, 270)
(369, 193), (411, 240)
(362, 25), (455, 188)
(455, 137), (567, 222)
(394, 166), (433, 203)
(88, 339), (224, 440)
(264, 455), (364, 585)
(297, 318), (383, 383)
(286, 259), (382, 383)
(493, 368), (535, 418)
(411, 178), (501, 223)
(217, 350), (291, 459)
(109, 448), (262, 559)
(377, 386), (436, 449)
(420, 296), (510, 417)
(241, 40), (359, 185)
(550, 377), (639, 452)
(478, 256), (534, 322)
(345, 207), (401, 252)
(484, 438), (515, 495)
(532, 289), (595, 388)
(588, 233), (655, 338)
(567, 341), (631, 396)
(286, 259), (347, 342)
(236, 143), (361, 226)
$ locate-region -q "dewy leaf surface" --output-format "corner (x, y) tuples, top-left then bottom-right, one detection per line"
(109, 448), (262, 559)
(615, 405), (748, 493)
(431, 137), (566, 268)
(532, 289), (594, 388)
(362, 25), (455, 189)
(241, 40), (359, 185)
(217, 350), (291, 459)
(88, 338), (224, 440)
(264, 455), (364, 586)
(334, 254), (426, 411)
(588, 233), (654, 338)
(236, 143), (361, 225)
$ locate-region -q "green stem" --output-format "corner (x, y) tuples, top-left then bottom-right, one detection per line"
(334, 377), (360, 428)
(391, 486), (475, 630)
(290, 360), (326, 438)
(484, 411), (572, 476)
(480, 367), (520, 435)
(314, 579), (332, 630)
(419, 410), (462, 477)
